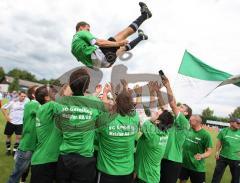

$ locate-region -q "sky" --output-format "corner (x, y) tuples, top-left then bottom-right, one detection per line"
(0, 0), (240, 116)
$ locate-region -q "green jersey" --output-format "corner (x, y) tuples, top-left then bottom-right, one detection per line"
(19, 100), (40, 152)
(97, 112), (139, 175)
(31, 101), (63, 165)
(57, 96), (105, 157)
(218, 127), (240, 160)
(182, 128), (213, 172)
(71, 30), (97, 67)
(135, 121), (168, 183)
(163, 112), (190, 163)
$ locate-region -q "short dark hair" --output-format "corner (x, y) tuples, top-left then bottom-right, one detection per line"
(69, 68), (90, 96)
(35, 85), (57, 105)
(27, 85), (38, 100)
(183, 103), (192, 120)
(18, 91), (26, 95)
(76, 21), (89, 32)
(157, 110), (174, 131)
(115, 91), (134, 116)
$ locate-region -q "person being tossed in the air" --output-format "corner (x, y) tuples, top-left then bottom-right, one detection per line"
(71, 2), (152, 68)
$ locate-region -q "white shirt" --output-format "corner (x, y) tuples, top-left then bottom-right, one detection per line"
(2, 100), (26, 125)
(0, 92), (3, 100)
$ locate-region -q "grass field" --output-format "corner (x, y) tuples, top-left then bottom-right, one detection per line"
(0, 99), (231, 183)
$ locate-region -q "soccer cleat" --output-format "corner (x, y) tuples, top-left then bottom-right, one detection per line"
(139, 2), (152, 19)
(138, 29), (148, 40)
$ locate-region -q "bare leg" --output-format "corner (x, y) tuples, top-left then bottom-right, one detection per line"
(113, 27), (135, 42)
(113, 2), (152, 42)
(116, 47), (127, 57)
(16, 135), (21, 143)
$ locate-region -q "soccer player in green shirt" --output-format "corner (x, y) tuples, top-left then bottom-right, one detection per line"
(160, 75), (192, 183)
(72, 2), (151, 68)
(96, 81), (140, 183)
(56, 68), (107, 183)
(179, 115), (213, 183)
(7, 86), (39, 183)
(211, 118), (240, 183)
(134, 81), (174, 183)
(30, 85), (62, 183)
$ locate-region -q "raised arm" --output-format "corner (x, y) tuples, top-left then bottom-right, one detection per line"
(134, 84), (143, 106)
(153, 81), (165, 110)
(162, 76), (179, 116)
(147, 81), (156, 111)
(102, 83), (113, 111)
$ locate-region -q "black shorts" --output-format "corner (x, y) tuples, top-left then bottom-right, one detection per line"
(99, 37), (120, 64)
(179, 167), (205, 183)
(160, 159), (183, 183)
(56, 154), (96, 183)
(31, 162), (57, 183)
(98, 171), (133, 183)
(4, 122), (23, 136)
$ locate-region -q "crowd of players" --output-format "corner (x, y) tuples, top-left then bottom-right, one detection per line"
(1, 68), (240, 183)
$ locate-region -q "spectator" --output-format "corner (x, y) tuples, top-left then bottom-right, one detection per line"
(211, 118), (240, 183)
(2, 91), (27, 156)
(179, 115), (213, 183)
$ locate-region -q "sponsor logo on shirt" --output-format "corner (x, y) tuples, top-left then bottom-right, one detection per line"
(225, 135), (239, 140)
(186, 138), (198, 144)
(108, 125), (136, 136)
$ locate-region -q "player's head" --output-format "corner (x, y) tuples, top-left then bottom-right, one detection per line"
(27, 85), (38, 100)
(35, 85), (57, 105)
(76, 21), (90, 32)
(229, 118), (240, 130)
(69, 68), (90, 96)
(190, 115), (202, 128)
(115, 90), (134, 116)
(157, 110), (174, 131)
(18, 91), (26, 102)
(178, 103), (192, 120)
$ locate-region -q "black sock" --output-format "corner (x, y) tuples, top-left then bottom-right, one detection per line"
(13, 142), (19, 152)
(125, 36), (144, 51)
(129, 15), (147, 32)
(6, 141), (11, 151)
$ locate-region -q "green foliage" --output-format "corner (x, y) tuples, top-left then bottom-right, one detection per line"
(38, 78), (49, 84)
(229, 106), (240, 118)
(0, 67), (5, 80)
(8, 68), (37, 82)
(8, 77), (20, 92)
(202, 107), (214, 122)
(48, 79), (61, 86)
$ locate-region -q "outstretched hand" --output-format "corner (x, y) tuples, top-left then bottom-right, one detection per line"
(103, 83), (112, 94)
(95, 84), (102, 94)
(147, 81), (155, 94)
(134, 84), (142, 95)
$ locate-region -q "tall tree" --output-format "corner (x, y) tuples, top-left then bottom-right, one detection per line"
(8, 77), (20, 92)
(8, 68), (37, 82)
(0, 67), (5, 80)
(202, 107), (214, 122)
(229, 106), (240, 118)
